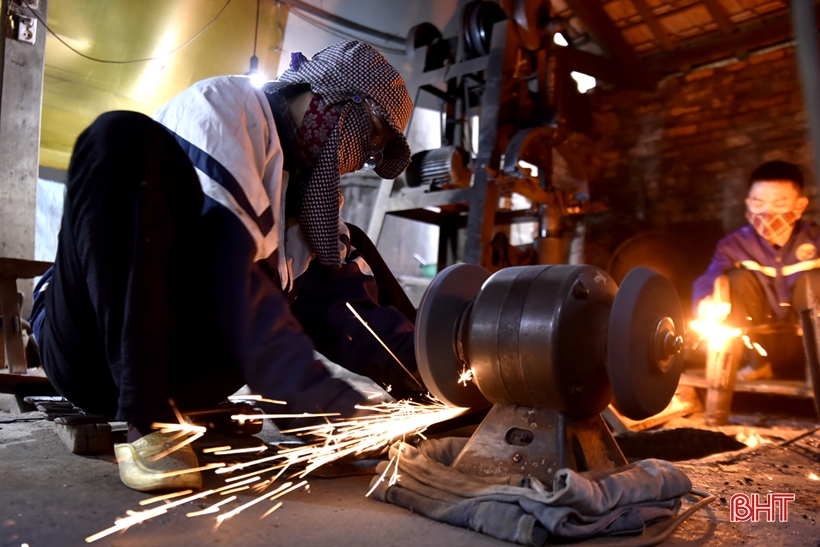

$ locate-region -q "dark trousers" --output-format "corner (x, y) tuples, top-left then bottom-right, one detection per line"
(40, 111), (243, 423)
(725, 268), (820, 379)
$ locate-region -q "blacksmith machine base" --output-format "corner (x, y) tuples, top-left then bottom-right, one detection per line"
(451, 405), (626, 484)
(416, 264), (685, 485)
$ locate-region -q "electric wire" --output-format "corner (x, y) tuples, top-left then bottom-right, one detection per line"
(21, 0), (233, 64)
(288, 7), (405, 56)
(284, 5), (405, 56)
(277, 0), (405, 46)
(253, 0), (260, 58)
(564, 490), (715, 547)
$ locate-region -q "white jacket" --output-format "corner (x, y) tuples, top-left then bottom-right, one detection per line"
(153, 75), (329, 290)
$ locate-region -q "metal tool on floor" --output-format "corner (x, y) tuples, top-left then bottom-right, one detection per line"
(415, 264), (685, 483)
(26, 396), (266, 455)
(23, 395), (114, 454)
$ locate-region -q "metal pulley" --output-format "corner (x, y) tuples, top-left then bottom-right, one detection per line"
(461, 0), (507, 58)
(406, 22), (453, 71)
(415, 264), (684, 421)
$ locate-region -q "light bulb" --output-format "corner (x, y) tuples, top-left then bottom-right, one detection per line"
(249, 71), (266, 88)
(553, 33), (569, 47)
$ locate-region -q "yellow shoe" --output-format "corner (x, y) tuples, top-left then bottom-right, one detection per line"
(114, 431), (202, 492)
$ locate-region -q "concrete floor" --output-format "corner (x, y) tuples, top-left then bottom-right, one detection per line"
(2, 402), (820, 547)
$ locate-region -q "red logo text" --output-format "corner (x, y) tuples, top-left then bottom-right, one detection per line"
(730, 493), (795, 522)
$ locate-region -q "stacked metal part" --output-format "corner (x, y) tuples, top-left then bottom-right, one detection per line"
(404, 146), (472, 191)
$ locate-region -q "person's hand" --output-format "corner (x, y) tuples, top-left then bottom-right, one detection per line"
(696, 296), (731, 322)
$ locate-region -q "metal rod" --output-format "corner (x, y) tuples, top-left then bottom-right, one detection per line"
(253, 0), (260, 57)
(790, 0), (820, 198)
(798, 304), (820, 419)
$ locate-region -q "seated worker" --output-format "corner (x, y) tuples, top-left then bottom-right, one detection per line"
(29, 41), (424, 491)
(692, 160), (820, 380)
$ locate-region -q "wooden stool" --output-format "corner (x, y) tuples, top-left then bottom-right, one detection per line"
(0, 257), (52, 372)
(681, 322), (819, 425)
(0, 258), (55, 406)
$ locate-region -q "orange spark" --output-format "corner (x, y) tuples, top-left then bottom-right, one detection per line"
(260, 502), (284, 519)
(228, 394), (286, 405)
(186, 496), (237, 518)
(203, 446), (232, 454)
(138, 490), (193, 506)
(345, 302), (423, 389)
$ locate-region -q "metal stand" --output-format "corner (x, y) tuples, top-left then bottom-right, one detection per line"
(368, 14), (582, 271)
(368, 20), (512, 270)
(452, 404), (626, 485)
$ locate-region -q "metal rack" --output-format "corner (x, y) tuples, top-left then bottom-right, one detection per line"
(367, 5), (578, 271)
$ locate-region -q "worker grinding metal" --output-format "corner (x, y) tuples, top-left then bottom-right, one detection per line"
(692, 160), (820, 380)
(28, 41), (424, 491)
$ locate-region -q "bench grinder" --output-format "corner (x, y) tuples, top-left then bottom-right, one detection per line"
(415, 264), (684, 483)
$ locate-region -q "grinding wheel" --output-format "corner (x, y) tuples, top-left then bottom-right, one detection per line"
(416, 264), (491, 408)
(607, 267), (684, 420)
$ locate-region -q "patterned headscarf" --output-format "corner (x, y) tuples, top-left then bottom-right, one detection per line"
(263, 41), (413, 266)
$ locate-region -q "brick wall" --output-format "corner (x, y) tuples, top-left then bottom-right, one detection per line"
(550, 46), (815, 308)
(566, 46), (815, 237)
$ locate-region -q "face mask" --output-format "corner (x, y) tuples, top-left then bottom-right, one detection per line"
(294, 94), (341, 177)
(745, 210), (799, 241)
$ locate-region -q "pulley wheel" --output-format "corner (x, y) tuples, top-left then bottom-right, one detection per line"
(607, 267), (684, 420)
(416, 264), (491, 408)
(406, 22), (453, 70)
(406, 22), (442, 56)
(462, 0), (507, 58)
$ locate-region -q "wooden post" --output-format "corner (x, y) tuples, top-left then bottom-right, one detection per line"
(704, 273), (739, 425)
(704, 337), (742, 426)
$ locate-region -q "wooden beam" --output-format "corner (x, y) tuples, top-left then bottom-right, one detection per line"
(555, 47), (656, 91)
(701, 0), (735, 35)
(630, 0), (675, 51)
(644, 10), (813, 73)
(565, 0), (640, 61)
(618, 0), (736, 33)
(609, 3), (706, 34)
(564, 0), (658, 88)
